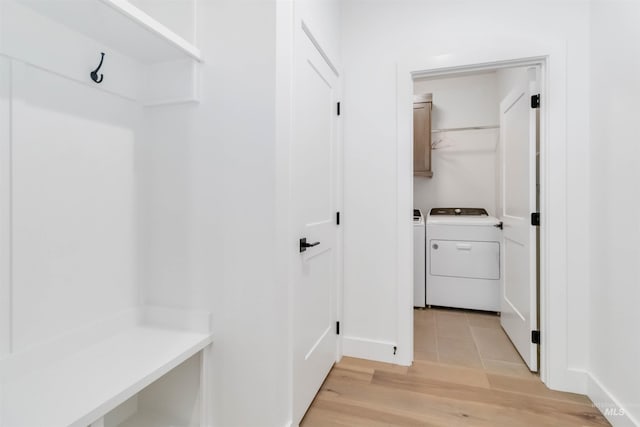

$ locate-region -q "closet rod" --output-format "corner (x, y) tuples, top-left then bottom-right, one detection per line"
(431, 125), (499, 133)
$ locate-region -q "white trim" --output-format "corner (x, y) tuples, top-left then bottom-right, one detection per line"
(396, 38), (578, 392)
(342, 336), (398, 365)
(395, 62), (414, 367)
(588, 373), (639, 427)
(335, 68), (345, 364)
(275, 0), (294, 424)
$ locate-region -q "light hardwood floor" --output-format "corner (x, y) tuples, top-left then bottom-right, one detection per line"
(301, 308), (609, 427)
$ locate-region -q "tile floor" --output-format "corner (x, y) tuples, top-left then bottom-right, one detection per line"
(414, 307), (533, 378)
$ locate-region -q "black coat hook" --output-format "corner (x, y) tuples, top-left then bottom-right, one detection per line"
(90, 52), (105, 84)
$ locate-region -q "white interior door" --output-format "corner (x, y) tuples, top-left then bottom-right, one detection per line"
(292, 30), (339, 424)
(499, 70), (538, 372)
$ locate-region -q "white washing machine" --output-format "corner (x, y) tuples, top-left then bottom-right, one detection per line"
(426, 208), (502, 312)
(413, 209), (426, 308)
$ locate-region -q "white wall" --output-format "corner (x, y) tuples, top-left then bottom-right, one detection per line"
(0, 1), (142, 355)
(588, 0), (640, 425)
(413, 72), (499, 217)
(341, 0), (591, 389)
(10, 62), (139, 352)
(138, 1), (289, 425)
(139, 0), (341, 425)
(415, 72), (499, 130)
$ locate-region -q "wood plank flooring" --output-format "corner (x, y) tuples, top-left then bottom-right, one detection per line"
(301, 308), (609, 426)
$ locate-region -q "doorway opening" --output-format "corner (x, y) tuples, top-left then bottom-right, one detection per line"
(410, 63), (542, 376)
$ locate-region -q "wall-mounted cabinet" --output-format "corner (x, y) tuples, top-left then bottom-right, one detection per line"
(413, 94), (433, 178)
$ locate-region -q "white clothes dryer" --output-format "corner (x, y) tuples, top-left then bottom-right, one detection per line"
(426, 208), (502, 312)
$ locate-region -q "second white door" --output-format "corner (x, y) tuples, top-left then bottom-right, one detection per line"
(499, 69), (539, 372)
(292, 29), (340, 424)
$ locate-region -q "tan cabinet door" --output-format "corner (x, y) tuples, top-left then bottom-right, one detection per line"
(413, 101), (432, 177)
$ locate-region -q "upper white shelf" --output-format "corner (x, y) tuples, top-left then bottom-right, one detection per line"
(19, 0), (202, 63)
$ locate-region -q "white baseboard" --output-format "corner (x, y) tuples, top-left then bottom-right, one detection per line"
(342, 336), (397, 364)
(544, 367), (588, 395)
(588, 373), (639, 427)
(565, 368), (588, 394)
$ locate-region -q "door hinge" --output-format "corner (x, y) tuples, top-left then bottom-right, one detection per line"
(531, 212), (540, 226)
(531, 94), (540, 109)
(531, 330), (541, 344)
(336, 321), (340, 335)
(336, 211), (340, 225)
(337, 102), (341, 116)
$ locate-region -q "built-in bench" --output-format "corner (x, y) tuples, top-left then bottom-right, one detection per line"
(0, 307), (213, 427)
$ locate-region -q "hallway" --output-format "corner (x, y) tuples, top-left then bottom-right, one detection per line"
(301, 308), (609, 426)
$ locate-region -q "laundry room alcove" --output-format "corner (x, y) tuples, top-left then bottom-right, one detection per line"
(0, 0), (211, 426)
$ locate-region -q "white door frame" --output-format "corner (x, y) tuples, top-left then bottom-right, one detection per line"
(395, 39), (583, 393)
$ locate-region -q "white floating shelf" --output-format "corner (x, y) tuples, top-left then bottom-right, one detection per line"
(19, 0), (202, 63)
(1, 315), (213, 427)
